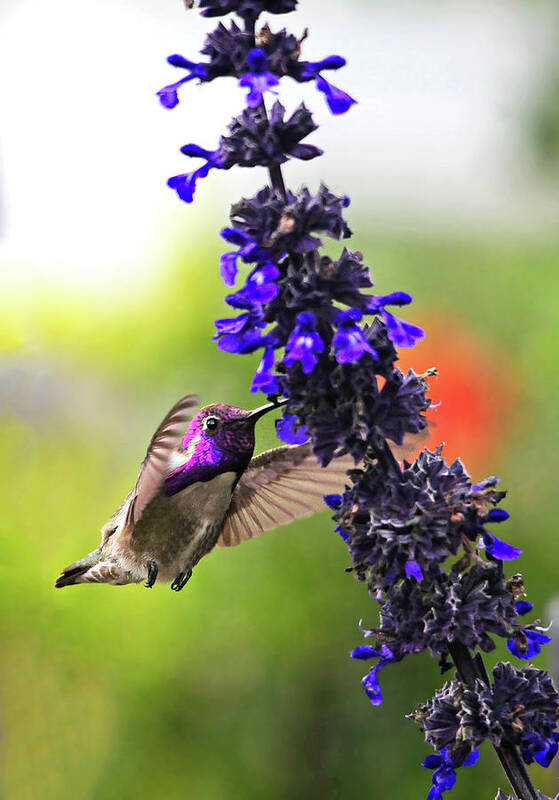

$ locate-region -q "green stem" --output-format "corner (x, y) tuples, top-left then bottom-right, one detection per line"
(449, 641), (539, 800)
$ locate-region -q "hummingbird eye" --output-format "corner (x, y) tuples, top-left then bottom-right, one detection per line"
(203, 416), (220, 434)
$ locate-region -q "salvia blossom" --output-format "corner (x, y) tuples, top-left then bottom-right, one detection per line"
(413, 664), (559, 765)
(411, 664), (559, 797)
(158, 5), (355, 113)
(239, 48), (279, 106)
(329, 450), (520, 590)
(160, 2), (556, 798)
(422, 746), (479, 800)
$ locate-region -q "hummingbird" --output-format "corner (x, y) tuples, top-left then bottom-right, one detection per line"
(55, 394), (354, 591)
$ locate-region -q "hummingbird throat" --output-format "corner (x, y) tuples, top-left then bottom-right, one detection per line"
(164, 433), (251, 496)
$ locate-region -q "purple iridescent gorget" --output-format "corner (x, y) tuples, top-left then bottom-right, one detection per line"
(165, 404), (256, 494)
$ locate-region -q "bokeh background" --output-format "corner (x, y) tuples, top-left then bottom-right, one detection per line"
(1, 0), (559, 798)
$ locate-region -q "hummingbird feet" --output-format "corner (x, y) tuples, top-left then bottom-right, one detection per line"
(145, 560), (158, 588)
(171, 567), (192, 592)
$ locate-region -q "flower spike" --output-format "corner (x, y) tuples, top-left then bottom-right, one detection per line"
(158, 3), (555, 799)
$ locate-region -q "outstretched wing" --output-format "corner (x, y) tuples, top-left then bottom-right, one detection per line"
(217, 431), (431, 547)
(218, 443), (354, 547)
(126, 394), (199, 526)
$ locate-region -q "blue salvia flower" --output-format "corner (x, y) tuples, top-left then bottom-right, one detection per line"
(367, 292), (425, 347)
(157, 55), (210, 108)
(226, 263), (280, 305)
(422, 746), (479, 800)
(483, 534), (523, 561)
(507, 628), (552, 660)
(515, 600), (534, 616)
(219, 227), (269, 285)
(275, 413), (309, 444)
(284, 311), (324, 373)
(168, 145), (223, 203)
(251, 347), (280, 394)
(333, 308), (378, 363)
(214, 306), (269, 354)
(353, 644), (395, 706)
(239, 48), (279, 106)
(294, 55), (356, 114)
(314, 74), (356, 115)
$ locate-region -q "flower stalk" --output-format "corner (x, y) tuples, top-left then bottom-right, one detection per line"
(449, 641), (540, 800)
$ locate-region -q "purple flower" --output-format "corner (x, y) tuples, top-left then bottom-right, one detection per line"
(217, 329), (270, 354)
(351, 644), (396, 705)
(487, 508), (510, 523)
(220, 226), (268, 271)
(522, 732), (559, 768)
(422, 747), (479, 800)
(483, 533), (522, 561)
(381, 309), (425, 348)
(284, 312), (325, 373)
(214, 312), (258, 336)
(350, 645), (378, 660)
(405, 560), (423, 581)
(323, 493), (342, 510)
(362, 663), (387, 706)
(167, 166), (212, 204)
(276, 413), (309, 444)
(515, 600), (534, 616)
(168, 145), (223, 203)
(297, 55), (347, 81)
(333, 308), (377, 363)
(507, 629), (552, 660)
(251, 347), (280, 394)
(335, 525), (350, 542)
(366, 292), (425, 348)
(214, 308), (269, 354)
(239, 48), (280, 107)
(315, 74), (357, 115)
(226, 263), (280, 306)
(157, 76), (195, 110)
(220, 252), (240, 286)
(290, 55), (356, 114)
(157, 56), (210, 108)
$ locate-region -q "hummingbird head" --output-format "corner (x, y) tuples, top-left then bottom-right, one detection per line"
(164, 398), (287, 495)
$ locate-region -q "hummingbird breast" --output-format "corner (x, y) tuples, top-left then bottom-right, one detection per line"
(121, 471), (238, 583)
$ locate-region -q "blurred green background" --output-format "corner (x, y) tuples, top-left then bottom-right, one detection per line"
(2, 1), (559, 799)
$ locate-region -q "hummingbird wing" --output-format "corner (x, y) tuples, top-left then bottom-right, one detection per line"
(126, 393), (200, 526)
(217, 443), (354, 547)
(217, 432), (430, 546)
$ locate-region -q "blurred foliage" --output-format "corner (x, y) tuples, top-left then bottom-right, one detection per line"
(529, 66), (559, 171)
(1, 228), (559, 799)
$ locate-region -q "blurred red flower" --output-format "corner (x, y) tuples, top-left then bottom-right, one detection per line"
(397, 313), (515, 473)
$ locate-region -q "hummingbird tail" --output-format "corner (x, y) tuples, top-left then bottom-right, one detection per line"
(55, 548), (101, 588)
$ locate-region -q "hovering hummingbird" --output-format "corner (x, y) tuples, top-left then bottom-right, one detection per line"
(55, 394), (353, 591)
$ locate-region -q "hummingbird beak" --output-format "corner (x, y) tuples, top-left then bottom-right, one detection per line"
(245, 396), (289, 423)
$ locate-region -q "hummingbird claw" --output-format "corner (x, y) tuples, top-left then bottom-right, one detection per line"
(145, 560), (158, 588)
(171, 567), (192, 592)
